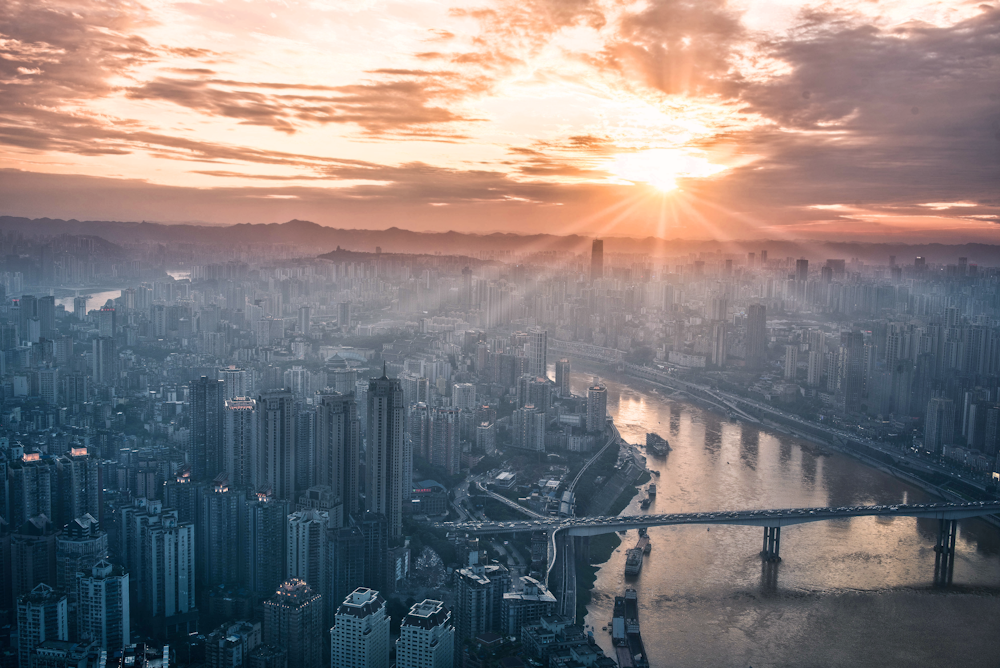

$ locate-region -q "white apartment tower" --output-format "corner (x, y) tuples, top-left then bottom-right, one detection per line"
(330, 587), (391, 668)
(396, 600), (455, 668)
(76, 560), (130, 651)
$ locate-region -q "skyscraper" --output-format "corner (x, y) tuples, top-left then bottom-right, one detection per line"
(315, 392), (360, 517)
(455, 551), (510, 642)
(330, 588), (391, 668)
(795, 258), (809, 282)
(554, 359), (571, 396)
(338, 302), (352, 330)
(263, 579), (324, 668)
(925, 397), (956, 453)
(784, 345), (798, 380)
(241, 494), (290, 600)
(91, 336), (116, 385)
(396, 600), (455, 668)
(224, 397), (257, 488)
(191, 376), (226, 482)
(199, 481), (242, 589)
(366, 371), (405, 540)
(590, 239), (604, 281)
(807, 350), (823, 387)
(586, 384), (607, 433)
(75, 560), (129, 651)
(526, 327), (547, 378)
(711, 322), (727, 368)
(286, 510), (328, 592)
(746, 304), (767, 369)
(220, 366), (251, 400)
(430, 407), (461, 476)
(17, 583), (68, 668)
(452, 383), (477, 410)
(257, 391), (297, 501)
(297, 305), (311, 336)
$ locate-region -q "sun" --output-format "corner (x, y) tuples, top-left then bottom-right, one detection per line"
(606, 149), (727, 192)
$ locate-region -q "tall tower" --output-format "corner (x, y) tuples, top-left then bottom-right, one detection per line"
(191, 376), (225, 482)
(263, 579), (324, 668)
(591, 239), (604, 281)
(526, 327), (548, 378)
(555, 359), (571, 396)
(330, 588), (391, 668)
(396, 600), (455, 668)
(297, 305), (311, 337)
(366, 371), (405, 540)
(586, 384), (607, 433)
(219, 366), (251, 400)
(430, 407), (461, 476)
(91, 337), (116, 385)
(286, 510), (329, 592)
(75, 560), (129, 651)
(315, 392), (360, 517)
(257, 391), (296, 501)
(746, 303), (767, 369)
(224, 397), (257, 488)
(17, 583), (68, 668)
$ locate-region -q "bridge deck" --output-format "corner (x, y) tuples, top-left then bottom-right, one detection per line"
(439, 501), (1000, 536)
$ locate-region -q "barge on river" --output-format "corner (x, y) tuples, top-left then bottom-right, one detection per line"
(612, 589), (650, 668)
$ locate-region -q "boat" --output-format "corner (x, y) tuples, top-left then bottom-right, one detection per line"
(646, 433), (671, 457)
(647, 484), (656, 497)
(651, 470), (660, 476)
(640, 497), (651, 510)
(638, 528), (651, 553)
(612, 589), (650, 668)
(624, 547), (643, 576)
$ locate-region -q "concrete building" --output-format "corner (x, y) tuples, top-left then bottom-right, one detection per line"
(330, 587), (390, 668)
(586, 384), (607, 433)
(396, 599), (454, 668)
(17, 583), (68, 668)
(366, 371), (405, 540)
(501, 576), (556, 638)
(286, 509), (328, 593)
(224, 396), (257, 488)
(526, 327), (548, 379)
(555, 359), (571, 396)
(257, 391), (297, 501)
(263, 579), (323, 668)
(315, 391), (360, 519)
(75, 560), (129, 651)
(455, 551), (510, 643)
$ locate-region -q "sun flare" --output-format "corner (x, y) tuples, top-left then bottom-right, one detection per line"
(606, 149), (728, 192)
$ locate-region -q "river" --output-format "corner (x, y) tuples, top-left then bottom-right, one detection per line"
(573, 368), (1000, 668)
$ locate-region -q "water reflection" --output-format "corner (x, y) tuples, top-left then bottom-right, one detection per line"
(575, 368), (1000, 667)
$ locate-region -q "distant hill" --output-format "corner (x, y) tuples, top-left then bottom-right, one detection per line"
(1, 216), (998, 265)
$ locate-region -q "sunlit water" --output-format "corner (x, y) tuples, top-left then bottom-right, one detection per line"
(573, 368), (1000, 668)
(55, 289), (122, 311)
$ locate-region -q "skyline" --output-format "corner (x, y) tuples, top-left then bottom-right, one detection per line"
(1, 0), (999, 242)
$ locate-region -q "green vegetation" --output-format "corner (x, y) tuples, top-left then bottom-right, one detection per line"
(480, 498), (526, 522)
(403, 520), (458, 568)
(608, 483), (640, 516)
(636, 470), (651, 485)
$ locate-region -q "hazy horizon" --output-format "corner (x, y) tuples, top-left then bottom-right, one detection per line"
(1, 1), (998, 243)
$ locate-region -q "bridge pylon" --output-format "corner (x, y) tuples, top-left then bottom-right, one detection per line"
(933, 519), (957, 586)
(761, 526), (781, 562)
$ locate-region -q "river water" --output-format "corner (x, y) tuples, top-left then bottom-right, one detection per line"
(574, 369), (1000, 668)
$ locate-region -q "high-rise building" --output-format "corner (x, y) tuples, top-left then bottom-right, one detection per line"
(91, 337), (116, 385)
(200, 481), (241, 590)
(452, 383), (477, 410)
(57, 447), (100, 528)
(590, 240), (604, 281)
(586, 384), (607, 433)
(807, 350), (823, 387)
(75, 560), (129, 651)
(205, 621), (261, 668)
(746, 304), (767, 369)
(925, 397), (956, 453)
(784, 345), (799, 381)
(711, 322), (727, 368)
(512, 406), (545, 452)
(241, 494), (290, 600)
(192, 376), (226, 482)
(98, 304), (116, 338)
(325, 525), (366, 624)
(554, 359), (571, 396)
(338, 302), (352, 330)
(12, 515), (58, 601)
(294, 406), (316, 495)
(38, 295), (55, 339)
(396, 599), (455, 668)
(141, 509), (196, 634)
(263, 579), (324, 668)
(501, 576), (556, 638)
(477, 421), (497, 455)
(316, 392), (360, 518)
(73, 296), (88, 321)
(366, 371), (405, 540)
(257, 391), (297, 501)
(526, 327), (547, 378)
(56, 514), (106, 628)
(220, 366), (251, 400)
(839, 331), (866, 414)
(286, 510), (328, 592)
(455, 551), (510, 642)
(795, 258), (809, 282)
(297, 306), (311, 337)
(224, 397), (257, 488)
(17, 583), (68, 668)
(430, 407), (461, 476)
(330, 588), (391, 668)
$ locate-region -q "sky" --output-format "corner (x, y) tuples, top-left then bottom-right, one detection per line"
(1, 0), (998, 242)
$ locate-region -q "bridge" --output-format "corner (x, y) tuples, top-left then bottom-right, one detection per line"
(439, 501), (1000, 594)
